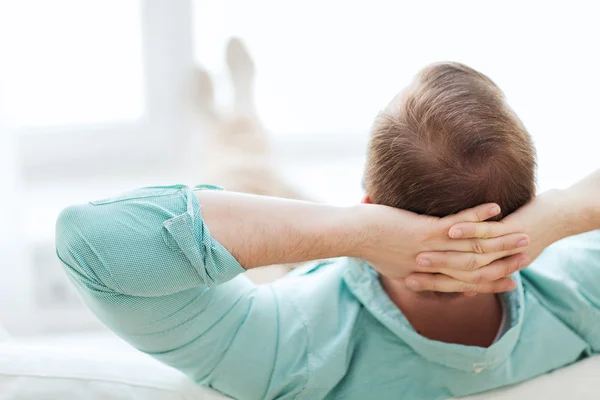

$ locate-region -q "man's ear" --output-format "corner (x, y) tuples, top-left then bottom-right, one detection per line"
(361, 195), (372, 204)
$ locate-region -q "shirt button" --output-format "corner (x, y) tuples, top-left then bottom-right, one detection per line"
(473, 363), (486, 373)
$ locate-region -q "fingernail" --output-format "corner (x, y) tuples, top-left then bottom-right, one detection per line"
(451, 229), (462, 238)
(406, 279), (421, 289)
(490, 206), (500, 216)
(418, 258), (431, 268)
(517, 239), (529, 248)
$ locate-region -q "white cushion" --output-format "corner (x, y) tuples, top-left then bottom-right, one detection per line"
(0, 341), (230, 400)
(0, 325), (9, 342)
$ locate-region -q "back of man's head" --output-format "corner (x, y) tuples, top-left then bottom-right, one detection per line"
(364, 62), (536, 219)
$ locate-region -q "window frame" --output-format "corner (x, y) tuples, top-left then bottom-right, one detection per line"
(17, 0), (195, 181)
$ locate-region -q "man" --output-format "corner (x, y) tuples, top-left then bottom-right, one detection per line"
(55, 63), (600, 399)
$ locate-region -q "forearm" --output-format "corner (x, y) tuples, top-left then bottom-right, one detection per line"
(197, 191), (363, 269)
(562, 169), (600, 237)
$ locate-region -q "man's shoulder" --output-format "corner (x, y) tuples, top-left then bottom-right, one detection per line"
(520, 230), (600, 350)
(523, 230), (600, 287)
(522, 230), (600, 301)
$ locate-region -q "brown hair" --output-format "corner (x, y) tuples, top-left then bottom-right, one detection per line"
(364, 62), (536, 219)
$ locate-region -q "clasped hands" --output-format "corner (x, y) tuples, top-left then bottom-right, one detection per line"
(354, 193), (561, 294)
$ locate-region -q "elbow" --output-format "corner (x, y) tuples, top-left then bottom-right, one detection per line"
(55, 203), (106, 289)
(55, 205), (82, 265)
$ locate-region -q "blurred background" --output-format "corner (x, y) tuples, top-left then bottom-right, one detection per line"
(0, 0), (598, 338)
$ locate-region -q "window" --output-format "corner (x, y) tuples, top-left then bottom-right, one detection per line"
(2, 0), (195, 180)
(1, 0), (144, 128)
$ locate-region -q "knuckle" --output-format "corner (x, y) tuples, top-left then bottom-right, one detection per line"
(467, 256), (480, 271)
(471, 272), (483, 284)
(484, 225), (494, 239)
(471, 239), (484, 254)
(513, 258), (524, 272)
(500, 237), (508, 252)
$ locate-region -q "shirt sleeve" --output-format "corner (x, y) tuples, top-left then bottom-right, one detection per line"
(521, 229), (600, 352)
(55, 184), (309, 399)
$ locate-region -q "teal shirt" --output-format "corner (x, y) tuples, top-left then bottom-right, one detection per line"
(55, 185), (600, 400)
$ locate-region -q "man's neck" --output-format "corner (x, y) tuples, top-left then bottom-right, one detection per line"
(380, 276), (502, 347)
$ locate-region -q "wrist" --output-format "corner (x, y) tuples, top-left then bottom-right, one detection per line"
(342, 204), (376, 259)
(563, 178), (600, 235)
(548, 189), (576, 242)
(312, 205), (364, 260)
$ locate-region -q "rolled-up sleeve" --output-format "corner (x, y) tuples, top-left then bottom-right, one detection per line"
(54, 185), (308, 399)
(55, 184), (245, 296)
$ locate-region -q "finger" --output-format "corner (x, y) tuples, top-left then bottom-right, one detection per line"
(442, 203), (501, 228)
(405, 274), (517, 294)
(416, 247), (525, 271)
(438, 254), (529, 284)
(424, 233), (529, 253)
(448, 221), (510, 239)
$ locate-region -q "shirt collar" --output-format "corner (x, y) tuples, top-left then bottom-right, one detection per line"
(342, 258), (525, 373)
